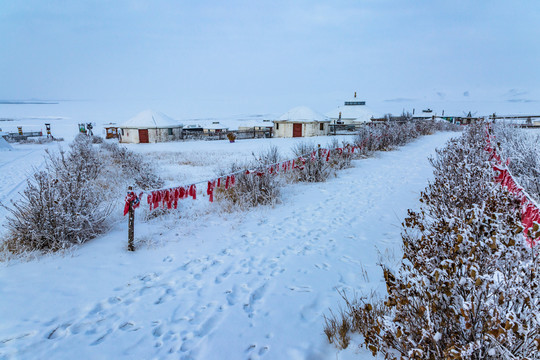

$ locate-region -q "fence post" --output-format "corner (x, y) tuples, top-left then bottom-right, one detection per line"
(127, 186), (135, 251)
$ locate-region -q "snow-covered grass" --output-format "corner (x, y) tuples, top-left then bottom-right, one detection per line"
(0, 128), (459, 359)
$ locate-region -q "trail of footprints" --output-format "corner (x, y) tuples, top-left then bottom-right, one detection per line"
(1, 185), (360, 359)
(1, 250), (284, 359)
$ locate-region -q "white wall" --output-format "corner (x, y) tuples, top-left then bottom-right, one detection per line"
(120, 127), (182, 143)
(273, 122), (329, 138)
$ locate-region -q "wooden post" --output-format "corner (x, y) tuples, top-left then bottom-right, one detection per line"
(127, 186), (135, 251)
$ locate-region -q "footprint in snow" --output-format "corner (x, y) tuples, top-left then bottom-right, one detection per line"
(246, 343), (270, 358)
(90, 329), (112, 346)
(154, 287), (176, 305)
(47, 323), (71, 340)
(288, 285), (312, 292)
(152, 323), (165, 337)
(118, 322), (138, 331)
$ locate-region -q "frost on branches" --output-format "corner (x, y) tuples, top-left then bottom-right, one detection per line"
(325, 124), (540, 359)
(491, 124), (540, 202)
(1, 135), (163, 255)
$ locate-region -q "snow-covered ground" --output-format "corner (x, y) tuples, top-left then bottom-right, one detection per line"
(0, 131), (458, 359)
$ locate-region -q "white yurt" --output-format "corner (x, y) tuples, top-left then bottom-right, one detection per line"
(119, 110), (183, 144)
(326, 94), (379, 125)
(273, 106), (330, 138)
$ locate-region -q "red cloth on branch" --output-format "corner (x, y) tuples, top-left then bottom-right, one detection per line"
(173, 188), (179, 209)
(189, 184), (197, 199)
(207, 180), (216, 202)
(123, 191), (142, 216)
(152, 191), (160, 209)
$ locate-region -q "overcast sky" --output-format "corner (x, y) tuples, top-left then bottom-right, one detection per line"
(1, 0), (539, 117)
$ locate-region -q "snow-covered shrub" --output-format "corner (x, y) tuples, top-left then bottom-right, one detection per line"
(290, 142), (334, 183)
(492, 124), (540, 201)
(90, 135), (104, 144)
(1, 136), (164, 255)
(100, 141), (163, 190)
(325, 124), (540, 359)
(327, 138), (353, 170)
(354, 121), (461, 155)
(215, 147), (282, 210)
(2, 139), (112, 253)
(353, 126), (377, 156)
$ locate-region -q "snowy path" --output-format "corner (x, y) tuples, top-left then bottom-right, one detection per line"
(0, 132), (457, 360)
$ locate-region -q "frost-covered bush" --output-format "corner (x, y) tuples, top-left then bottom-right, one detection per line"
(1, 136), (163, 255)
(290, 142), (334, 183)
(492, 124), (540, 201)
(354, 121), (461, 155)
(325, 124), (540, 359)
(90, 135), (104, 144)
(327, 138), (353, 170)
(2, 138), (112, 253)
(100, 141), (163, 190)
(215, 147), (282, 210)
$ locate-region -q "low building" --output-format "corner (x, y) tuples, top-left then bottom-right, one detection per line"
(202, 121), (229, 134)
(119, 110), (183, 144)
(412, 108), (436, 120)
(237, 119), (274, 132)
(273, 106), (330, 138)
(326, 93), (379, 125)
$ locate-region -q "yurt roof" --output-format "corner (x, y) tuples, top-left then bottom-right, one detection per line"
(326, 105), (379, 123)
(277, 106), (328, 123)
(120, 110), (183, 129)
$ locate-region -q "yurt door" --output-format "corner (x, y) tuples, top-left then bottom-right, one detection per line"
(138, 129), (149, 143)
(293, 123), (302, 137)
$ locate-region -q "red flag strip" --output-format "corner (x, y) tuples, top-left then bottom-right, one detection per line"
(207, 180), (216, 202)
(189, 184), (197, 199)
(487, 130), (539, 245)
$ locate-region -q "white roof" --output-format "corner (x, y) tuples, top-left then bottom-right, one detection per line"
(326, 104), (379, 123)
(204, 123), (229, 130)
(277, 106), (328, 123)
(120, 110), (183, 129)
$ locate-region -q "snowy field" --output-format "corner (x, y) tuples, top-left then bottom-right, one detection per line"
(0, 128), (458, 359)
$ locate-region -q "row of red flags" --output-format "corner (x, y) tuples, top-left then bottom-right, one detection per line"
(485, 126), (540, 246)
(124, 145), (359, 214)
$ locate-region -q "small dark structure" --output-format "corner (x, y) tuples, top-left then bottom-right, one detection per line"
(105, 126), (120, 139)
